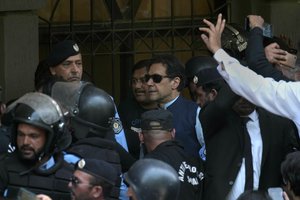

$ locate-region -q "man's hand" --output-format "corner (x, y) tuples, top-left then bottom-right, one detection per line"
(199, 13), (225, 54)
(247, 15), (264, 29)
(264, 43), (287, 65)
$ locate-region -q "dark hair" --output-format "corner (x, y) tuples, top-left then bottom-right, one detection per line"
(90, 176), (114, 198)
(34, 59), (52, 91)
(237, 190), (272, 200)
(281, 151), (300, 196)
(148, 54), (186, 91)
(131, 59), (151, 75)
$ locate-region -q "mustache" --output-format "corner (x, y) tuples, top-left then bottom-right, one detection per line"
(20, 145), (34, 151)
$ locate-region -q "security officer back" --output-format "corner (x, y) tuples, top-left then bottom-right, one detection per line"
(140, 109), (204, 200)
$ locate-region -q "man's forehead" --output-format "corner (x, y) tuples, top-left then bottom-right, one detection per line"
(133, 68), (147, 77)
(17, 123), (46, 134)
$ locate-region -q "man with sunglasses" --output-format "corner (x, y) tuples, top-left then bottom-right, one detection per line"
(145, 54), (204, 159)
(69, 158), (118, 200)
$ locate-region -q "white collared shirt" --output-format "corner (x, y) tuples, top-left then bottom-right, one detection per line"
(227, 111), (263, 200)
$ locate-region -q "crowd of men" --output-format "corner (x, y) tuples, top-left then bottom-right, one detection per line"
(0, 13), (299, 200)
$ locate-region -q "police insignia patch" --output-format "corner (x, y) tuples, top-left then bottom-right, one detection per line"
(73, 44), (79, 52)
(193, 76), (198, 84)
(78, 159), (86, 169)
(112, 118), (122, 134)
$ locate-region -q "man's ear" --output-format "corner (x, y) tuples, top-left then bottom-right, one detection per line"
(208, 89), (218, 101)
(171, 77), (180, 90)
(92, 185), (103, 198)
(49, 67), (56, 75)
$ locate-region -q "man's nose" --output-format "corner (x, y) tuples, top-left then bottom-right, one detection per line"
(71, 63), (80, 72)
(146, 78), (154, 86)
(23, 136), (30, 145)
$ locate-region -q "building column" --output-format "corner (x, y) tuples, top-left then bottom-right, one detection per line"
(0, 0), (46, 102)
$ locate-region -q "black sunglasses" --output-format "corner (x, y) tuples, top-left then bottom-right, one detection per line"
(144, 74), (172, 83)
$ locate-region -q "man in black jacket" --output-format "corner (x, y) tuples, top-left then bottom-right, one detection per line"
(199, 82), (299, 200)
(139, 109), (204, 200)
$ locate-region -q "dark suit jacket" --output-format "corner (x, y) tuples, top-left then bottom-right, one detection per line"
(200, 84), (299, 200)
(246, 27), (292, 82)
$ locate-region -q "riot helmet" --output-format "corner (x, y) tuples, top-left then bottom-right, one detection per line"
(51, 81), (116, 140)
(7, 92), (66, 158)
(124, 158), (180, 200)
(221, 23), (248, 62)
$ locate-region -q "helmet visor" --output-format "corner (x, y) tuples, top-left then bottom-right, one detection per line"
(51, 81), (90, 117)
(7, 92), (63, 125)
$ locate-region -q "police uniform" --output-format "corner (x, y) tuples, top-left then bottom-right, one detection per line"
(0, 92), (74, 200)
(0, 152), (72, 200)
(67, 137), (122, 200)
(141, 109), (204, 200)
(145, 140), (204, 199)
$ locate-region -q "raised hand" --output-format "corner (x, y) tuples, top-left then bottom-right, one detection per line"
(247, 15), (264, 29)
(264, 43), (287, 65)
(199, 13), (226, 54)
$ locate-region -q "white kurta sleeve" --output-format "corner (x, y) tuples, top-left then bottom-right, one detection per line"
(214, 49), (300, 135)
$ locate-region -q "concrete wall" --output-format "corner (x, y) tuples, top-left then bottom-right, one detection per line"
(0, 0), (46, 102)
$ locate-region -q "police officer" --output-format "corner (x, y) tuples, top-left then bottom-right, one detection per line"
(69, 158), (119, 200)
(51, 81), (136, 200)
(124, 158), (180, 200)
(139, 109), (204, 199)
(185, 55), (224, 108)
(0, 92), (72, 200)
(36, 40), (129, 160)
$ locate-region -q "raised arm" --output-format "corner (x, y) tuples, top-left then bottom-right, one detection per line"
(199, 14), (300, 136)
(246, 15), (290, 81)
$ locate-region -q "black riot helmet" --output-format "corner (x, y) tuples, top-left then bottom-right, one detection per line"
(51, 81), (116, 140)
(7, 92), (67, 158)
(124, 159), (180, 200)
(221, 23), (248, 62)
